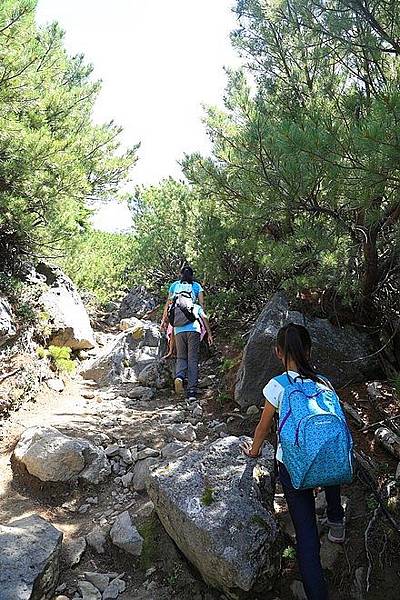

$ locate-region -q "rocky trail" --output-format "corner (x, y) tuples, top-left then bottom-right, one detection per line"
(0, 272), (399, 600)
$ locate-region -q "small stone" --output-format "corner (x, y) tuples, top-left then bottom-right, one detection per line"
(63, 536), (86, 566)
(86, 496), (98, 505)
(290, 580), (307, 600)
(78, 581), (102, 600)
(118, 447), (132, 463)
(105, 444), (120, 457)
(320, 534), (343, 570)
(121, 472), (134, 487)
(134, 501), (155, 519)
(168, 422), (197, 442)
(84, 572), (110, 593)
(193, 404), (203, 418)
(132, 457), (158, 491)
(86, 526), (107, 554)
(99, 518), (108, 527)
(211, 421), (228, 435)
(396, 461), (400, 480)
(102, 577), (126, 599)
(110, 511), (143, 555)
(82, 391), (95, 399)
(55, 596), (69, 600)
(45, 377), (65, 392)
(137, 447), (160, 460)
(246, 405), (259, 416)
(161, 441), (189, 460)
(112, 462), (121, 475)
(78, 503), (91, 514)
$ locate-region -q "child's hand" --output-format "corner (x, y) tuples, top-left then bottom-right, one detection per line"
(240, 441), (260, 458)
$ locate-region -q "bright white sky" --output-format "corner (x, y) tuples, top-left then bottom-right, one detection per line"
(36, 0), (240, 231)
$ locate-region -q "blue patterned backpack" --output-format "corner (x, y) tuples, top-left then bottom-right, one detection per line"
(277, 374), (353, 489)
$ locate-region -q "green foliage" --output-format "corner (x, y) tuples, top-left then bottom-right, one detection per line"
(201, 487), (215, 506)
(181, 0), (400, 323)
(391, 375), (400, 400)
(128, 178), (200, 290)
(251, 515), (269, 529)
(282, 546), (296, 560)
(47, 345), (76, 373)
(0, 1), (137, 273)
(220, 357), (240, 373)
(59, 229), (137, 304)
(138, 515), (159, 570)
(366, 494), (379, 511)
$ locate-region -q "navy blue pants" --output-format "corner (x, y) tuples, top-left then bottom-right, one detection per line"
(278, 462), (344, 600)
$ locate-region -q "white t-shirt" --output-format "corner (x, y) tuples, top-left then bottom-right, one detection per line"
(263, 371), (331, 463)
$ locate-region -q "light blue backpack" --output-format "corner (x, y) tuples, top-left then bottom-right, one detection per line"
(277, 374), (353, 489)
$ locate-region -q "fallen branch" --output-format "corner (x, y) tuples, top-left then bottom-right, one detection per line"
(365, 505), (380, 593)
(343, 402), (366, 428)
(362, 414), (400, 432)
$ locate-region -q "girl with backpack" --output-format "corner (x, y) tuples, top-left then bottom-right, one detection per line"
(242, 323), (353, 600)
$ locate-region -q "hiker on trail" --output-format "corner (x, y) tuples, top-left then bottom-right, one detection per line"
(242, 323), (353, 600)
(160, 265), (206, 358)
(161, 266), (212, 401)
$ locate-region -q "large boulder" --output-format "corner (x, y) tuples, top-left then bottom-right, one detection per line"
(147, 436), (281, 599)
(119, 285), (157, 320)
(0, 296), (16, 346)
(12, 426), (111, 485)
(235, 292), (381, 408)
(0, 514), (62, 600)
(82, 321), (168, 386)
(36, 262), (95, 350)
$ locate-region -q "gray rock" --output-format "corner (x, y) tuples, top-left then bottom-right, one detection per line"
(0, 295), (16, 345)
(132, 457), (158, 491)
(290, 580), (307, 600)
(147, 436), (281, 597)
(63, 536), (86, 566)
(128, 386), (155, 401)
(13, 426), (85, 482)
(119, 316), (143, 331)
(102, 577), (126, 599)
(79, 443), (111, 485)
(121, 472), (134, 487)
(160, 409), (186, 424)
(0, 514), (62, 600)
(119, 285), (157, 320)
(235, 292), (382, 408)
(246, 405), (259, 416)
(37, 262), (95, 350)
(45, 378), (65, 393)
(168, 422), (197, 442)
(396, 462), (400, 480)
(134, 500), (155, 519)
(192, 404), (203, 419)
(12, 425), (110, 485)
(110, 511), (143, 556)
(81, 325), (166, 386)
(86, 526), (107, 554)
(137, 447), (160, 460)
(118, 447), (133, 463)
(84, 572), (110, 593)
(161, 441), (190, 460)
(320, 535), (343, 570)
(105, 445), (120, 457)
(78, 581), (101, 600)
(82, 391), (96, 399)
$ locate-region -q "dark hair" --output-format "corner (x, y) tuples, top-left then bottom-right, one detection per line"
(276, 323), (318, 381)
(180, 265), (194, 285)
